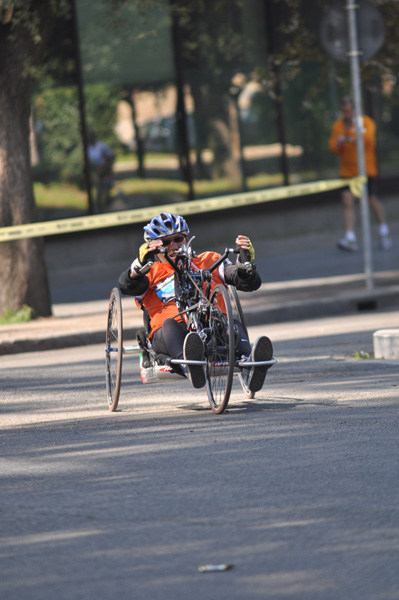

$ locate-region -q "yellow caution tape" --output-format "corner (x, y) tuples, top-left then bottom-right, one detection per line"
(349, 177), (365, 198)
(0, 176), (365, 242)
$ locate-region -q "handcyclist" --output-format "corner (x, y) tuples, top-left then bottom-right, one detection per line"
(118, 212), (273, 392)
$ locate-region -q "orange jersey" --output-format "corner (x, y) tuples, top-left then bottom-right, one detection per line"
(134, 251), (226, 336)
(328, 115), (377, 178)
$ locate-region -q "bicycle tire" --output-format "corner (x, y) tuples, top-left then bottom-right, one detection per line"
(105, 287), (123, 411)
(228, 285), (249, 338)
(205, 284), (235, 414)
(228, 286), (255, 399)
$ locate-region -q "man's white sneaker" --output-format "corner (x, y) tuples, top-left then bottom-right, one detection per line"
(379, 233), (392, 250)
(183, 332), (205, 388)
(337, 237), (359, 252)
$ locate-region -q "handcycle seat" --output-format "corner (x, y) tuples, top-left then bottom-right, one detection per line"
(136, 323), (186, 383)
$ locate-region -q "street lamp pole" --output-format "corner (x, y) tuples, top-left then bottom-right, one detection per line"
(346, 0), (374, 290)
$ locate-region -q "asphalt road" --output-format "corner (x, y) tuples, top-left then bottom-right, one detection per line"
(1, 314), (399, 600)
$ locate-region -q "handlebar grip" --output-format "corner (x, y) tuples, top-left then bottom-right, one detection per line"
(139, 261), (153, 274)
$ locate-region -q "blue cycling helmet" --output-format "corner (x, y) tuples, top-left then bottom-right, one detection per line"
(143, 212), (189, 241)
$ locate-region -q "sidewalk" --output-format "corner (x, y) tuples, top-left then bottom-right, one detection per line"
(2, 268), (399, 356)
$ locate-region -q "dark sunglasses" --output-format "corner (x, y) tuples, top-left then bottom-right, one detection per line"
(161, 234), (186, 247)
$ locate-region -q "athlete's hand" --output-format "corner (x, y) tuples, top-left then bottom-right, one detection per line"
(130, 241), (160, 276)
(139, 241), (162, 264)
(235, 235), (255, 272)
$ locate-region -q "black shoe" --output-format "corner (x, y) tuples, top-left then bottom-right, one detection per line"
(247, 336), (273, 392)
(183, 332), (206, 388)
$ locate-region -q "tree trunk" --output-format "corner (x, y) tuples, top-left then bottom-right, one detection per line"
(208, 90), (241, 181)
(191, 80), (211, 179)
(191, 82), (241, 181)
(0, 78), (52, 317)
(0, 2), (54, 317)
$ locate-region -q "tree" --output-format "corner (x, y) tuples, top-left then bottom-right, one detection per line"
(257, 0), (399, 102)
(33, 82), (119, 185)
(252, 0), (399, 175)
(0, 1), (64, 317)
(168, 0), (253, 181)
(2, 0), (399, 319)
(108, 0), (253, 181)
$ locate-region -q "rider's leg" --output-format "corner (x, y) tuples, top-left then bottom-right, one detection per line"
(234, 320), (251, 359)
(153, 319), (205, 387)
(183, 332), (206, 388)
(157, 318), (187, 358)
(151, 319), (187, 375)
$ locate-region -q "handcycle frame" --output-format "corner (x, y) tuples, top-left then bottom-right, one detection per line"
(105, 238), (276, 414)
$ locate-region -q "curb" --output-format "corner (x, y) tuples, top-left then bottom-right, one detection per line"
(0, 327), (140, 356)
(243, 287), (399, 326)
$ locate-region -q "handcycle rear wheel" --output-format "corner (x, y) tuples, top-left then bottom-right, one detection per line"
(205, 284), (235, 414)
(105, 287), (123, 411)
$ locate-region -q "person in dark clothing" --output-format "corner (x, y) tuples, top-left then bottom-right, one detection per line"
(119, 212), (273, 391)
(87, 131), (114, 212)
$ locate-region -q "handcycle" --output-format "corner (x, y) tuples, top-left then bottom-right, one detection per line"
(105, 237), (276, 414)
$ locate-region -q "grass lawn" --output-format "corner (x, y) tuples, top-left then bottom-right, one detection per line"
(0, 305), (34, 324)
(34, 182), (89, 211)
(33, 155), (318, 214)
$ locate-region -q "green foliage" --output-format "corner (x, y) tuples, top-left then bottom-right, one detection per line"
(172, 0), (252, 81)
(85, 84), (119, 146)
(33, 82), (119, 184)
(0, 305), (35, 325)
(283, 62), (340, 173)
(34, 86), (82, 183)
(2, 1), (66, 82)
(78, 0), (174, 85)
(254, 1), (399, 104)
(354, 350), (374, 360)
(31, 0), (399, 189)
(250, 92), (276, 145)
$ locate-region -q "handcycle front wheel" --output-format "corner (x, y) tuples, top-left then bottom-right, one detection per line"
(228, 286), (255, 399)
(105, 287), (123, 411)
(205, 284), (235, 414)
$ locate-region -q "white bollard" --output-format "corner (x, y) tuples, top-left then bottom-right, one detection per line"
(373, 329), (399, 359)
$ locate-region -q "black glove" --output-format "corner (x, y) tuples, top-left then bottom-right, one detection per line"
(130, 242), (157, 275)
(236, 239), (255, 273)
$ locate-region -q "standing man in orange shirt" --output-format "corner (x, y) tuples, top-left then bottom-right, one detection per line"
(329, 96), (391, 251)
